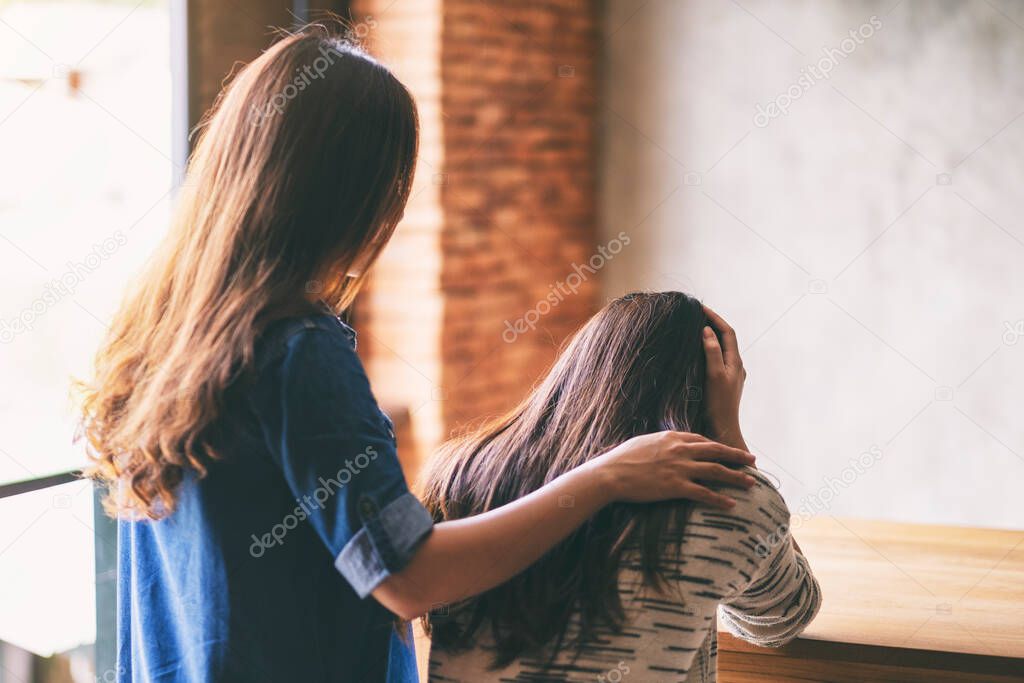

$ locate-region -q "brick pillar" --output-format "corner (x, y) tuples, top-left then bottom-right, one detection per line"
(353, 0), (599, 477)
(349, 1), (447, 475)
(438, 2), (600, 432)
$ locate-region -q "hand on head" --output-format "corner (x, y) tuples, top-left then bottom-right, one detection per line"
(701, 305), (748, 452)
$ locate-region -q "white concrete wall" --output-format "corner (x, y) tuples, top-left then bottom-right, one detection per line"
(600, 0), (1024, 529)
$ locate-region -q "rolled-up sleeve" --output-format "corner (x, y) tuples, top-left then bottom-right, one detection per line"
(257, 324), (433, 598)
(335, 492), (434, 597)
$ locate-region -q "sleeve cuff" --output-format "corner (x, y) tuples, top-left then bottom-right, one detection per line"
(335, 492), (434, 598)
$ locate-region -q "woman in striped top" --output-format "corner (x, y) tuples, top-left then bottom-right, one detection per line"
(421, 291), (821, 682)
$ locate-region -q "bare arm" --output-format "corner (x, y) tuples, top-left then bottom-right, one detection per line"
(373, 431), (756, 619)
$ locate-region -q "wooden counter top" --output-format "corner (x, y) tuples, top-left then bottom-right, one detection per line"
(719, 516), (1024, 682)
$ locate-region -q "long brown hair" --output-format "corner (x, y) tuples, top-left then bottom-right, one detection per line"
(79, 26), (418, 518)
(421, 291), (710, 667)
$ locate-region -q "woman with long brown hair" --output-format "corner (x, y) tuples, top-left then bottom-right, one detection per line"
(424, 291), (821, 682)
(78, 27), (758, 683)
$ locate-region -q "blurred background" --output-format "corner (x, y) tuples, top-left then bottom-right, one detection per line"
(1, 0), (1021, 680)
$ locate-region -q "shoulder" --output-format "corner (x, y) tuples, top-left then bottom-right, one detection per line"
(250, 315), (380, 420)
(689, 467), (789, 526)
(681, 466), (793, 569)
(256, 315), (362, 380)
(730, 467), (791, 532)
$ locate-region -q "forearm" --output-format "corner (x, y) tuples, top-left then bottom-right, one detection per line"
(373, 460), (611, 618)
(721, 543), (821, 647)
(712, 422), (749, 453)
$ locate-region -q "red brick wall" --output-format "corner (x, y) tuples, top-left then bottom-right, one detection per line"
(352, 0), (600, 477)
(438, 1), (600, 433)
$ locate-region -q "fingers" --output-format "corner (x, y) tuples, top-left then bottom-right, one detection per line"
(687, 440), (756, 466)
(680, 483), (736, 509)
(703, 305), (741, 369)
(671, 431), (709, 443)
(661, 431), (755, 465)
(691, 462), (755, 489)
(703, 326), (725, 376)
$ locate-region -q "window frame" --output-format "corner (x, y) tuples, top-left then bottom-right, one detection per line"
(1, 0), (341, 676)
(0, 0), (190, 675)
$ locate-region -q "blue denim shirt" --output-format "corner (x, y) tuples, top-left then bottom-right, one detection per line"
(117, 313), (433, 682)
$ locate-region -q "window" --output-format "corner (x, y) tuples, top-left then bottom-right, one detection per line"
(0, 1), (176, 680)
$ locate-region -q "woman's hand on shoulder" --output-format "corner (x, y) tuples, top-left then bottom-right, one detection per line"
(588, 431), (756, 509)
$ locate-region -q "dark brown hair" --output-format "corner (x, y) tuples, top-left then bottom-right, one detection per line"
(421, 291), (709, 668)
(80, 25), (418, 518)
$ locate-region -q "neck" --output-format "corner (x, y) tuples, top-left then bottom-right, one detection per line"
(262, 297), (323, 324)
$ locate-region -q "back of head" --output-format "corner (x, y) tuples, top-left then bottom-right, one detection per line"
(81, 24), (418, 519)
(421, 291), (709, 666)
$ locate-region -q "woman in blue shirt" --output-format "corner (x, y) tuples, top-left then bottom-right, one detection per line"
(78, 27), (756, 683)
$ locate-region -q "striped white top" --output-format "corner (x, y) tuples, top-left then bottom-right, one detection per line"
(428, 468), (821, 683)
